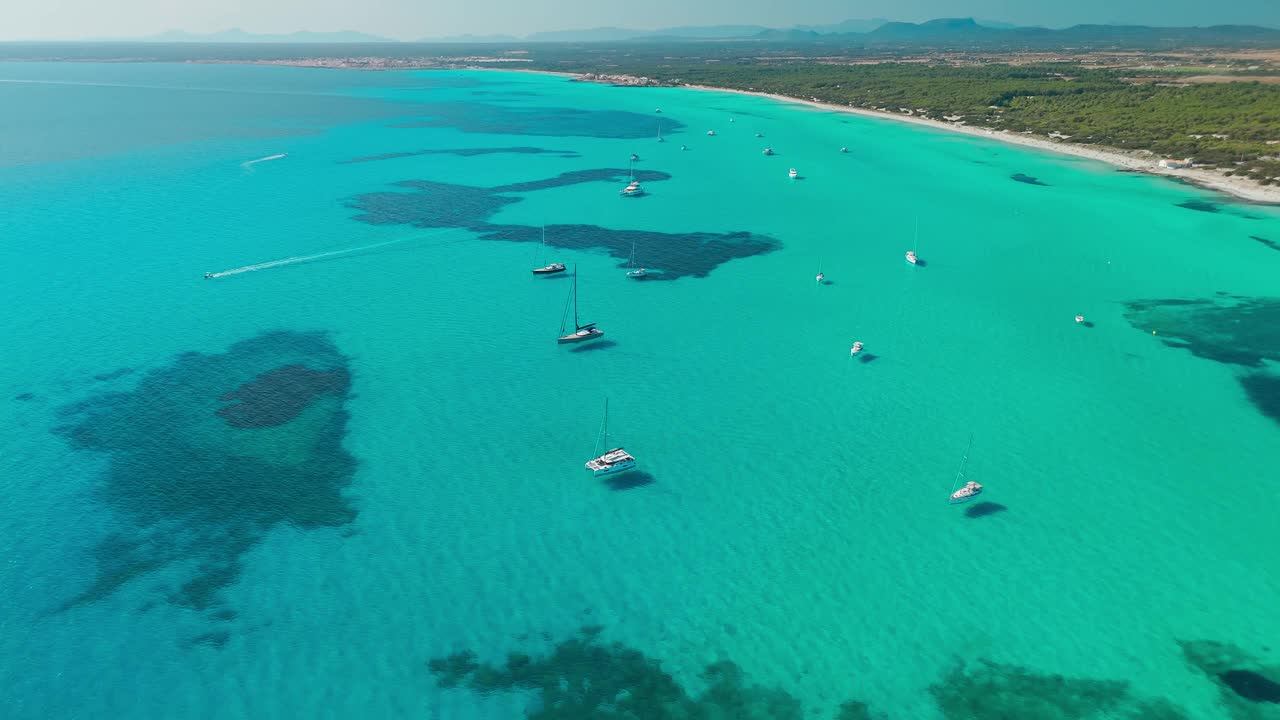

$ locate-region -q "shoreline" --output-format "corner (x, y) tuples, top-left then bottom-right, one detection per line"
(675, 83), (1280, 205)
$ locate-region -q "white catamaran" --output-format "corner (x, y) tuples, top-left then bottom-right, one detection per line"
(585, 398), (637, 476)
(557, 266), (604, 344)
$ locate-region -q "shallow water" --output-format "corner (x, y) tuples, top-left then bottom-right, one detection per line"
(2, 63), (1279, 719)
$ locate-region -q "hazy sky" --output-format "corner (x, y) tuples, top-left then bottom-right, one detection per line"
(7, 0), (1279, 40)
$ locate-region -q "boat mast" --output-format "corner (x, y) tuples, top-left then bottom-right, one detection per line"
(948, 433), (974, 502)
(573, 265), (581, 330)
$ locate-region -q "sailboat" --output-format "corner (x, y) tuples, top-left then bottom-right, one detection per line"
(532, 226), (566, 275)
(626, 241), (647, 279)
(816, 257), (824, 284)
(557, 267), (604, 344)
(948, 434), (983, 504)
(585, 398), (637, 476)
(619, 158), (645, 197)
(906, 218), (920, 265)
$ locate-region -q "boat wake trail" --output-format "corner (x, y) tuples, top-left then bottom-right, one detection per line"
(240, 153), (287, 169)
(207, 238), (408, 278)
(205, 230), (466, 279)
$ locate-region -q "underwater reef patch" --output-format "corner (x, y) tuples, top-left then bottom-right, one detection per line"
(1177, 200), (1221, 214)
(348, 172), (781, 279)
(1123, 296), (1280, 369)
(1124, 296), (1280, 427)
(53, 331), (358, 613)
(930, 658), (1189, 719)
(1011, 173), (1049, 186)
(428, 625), (878, 719)
(1181, 640), (1280, 717)
(1251, 236), (1280, 252)
(391, 102), (684, 139)
(340, 146), (580, 164)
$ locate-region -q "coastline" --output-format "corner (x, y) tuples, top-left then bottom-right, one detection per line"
(677, 84), (1280, 205)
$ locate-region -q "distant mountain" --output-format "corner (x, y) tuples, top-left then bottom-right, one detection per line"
(867, 17), (999, 40)
(794, 18), (889, 34)
(137, 28), (396, 43)
(418, 33), (521, 43)
(753, 29), (823, 42)
(524, 24), (769, 42)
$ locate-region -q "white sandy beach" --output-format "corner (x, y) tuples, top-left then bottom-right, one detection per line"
(680, 84), (1280, 204)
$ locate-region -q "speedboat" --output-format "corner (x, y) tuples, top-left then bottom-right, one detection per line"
(586, 447), (636, 476)
(840, 147), (849, 153)
(655, 108), (662, 113)
(850, 341), (864, 356)
(706, 130), (716, 136)
(558, 324), (604, 344)
(950, 481), (983, 504)
(788, 168), (798, 179)
(204, 272), (213, 279)
(626, 267), (647, 279)
(533, 263), (567, 275)
(1075, 315), (1085, 323)
(755, 133), (763, 138)
(906, 251), (918, 264)
(680, 145), (687, 151)
(763, 147), (774, 156)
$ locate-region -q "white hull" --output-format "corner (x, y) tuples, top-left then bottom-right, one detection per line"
(558, 328), (604, 344)
(586, 447), (636, 476)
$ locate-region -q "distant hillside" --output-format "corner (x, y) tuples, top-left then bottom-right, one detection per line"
(794, 18), (889, 34)
(841, 18), (1280, 49)
(524, 24), (770, 42)
(138, 28), (396, 43)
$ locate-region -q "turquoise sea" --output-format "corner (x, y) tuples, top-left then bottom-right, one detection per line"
(2, 62), (1279, 719)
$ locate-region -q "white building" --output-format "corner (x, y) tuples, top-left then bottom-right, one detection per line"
(1159, 158), (1194, 169)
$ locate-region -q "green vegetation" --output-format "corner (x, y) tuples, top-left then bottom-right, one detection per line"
(526, 54), (1280, 184)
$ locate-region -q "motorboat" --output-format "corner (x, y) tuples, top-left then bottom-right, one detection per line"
(1075, 315), (1085, 323)
(706, 130), (716, 136)
(204, 272), (213, 279)
(788, 168), (798, 179)
(840, 147), (849, 153)
(906, 251), (918, 264)
(763, 147), (774, 156)
(850, 341), (864, 356)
